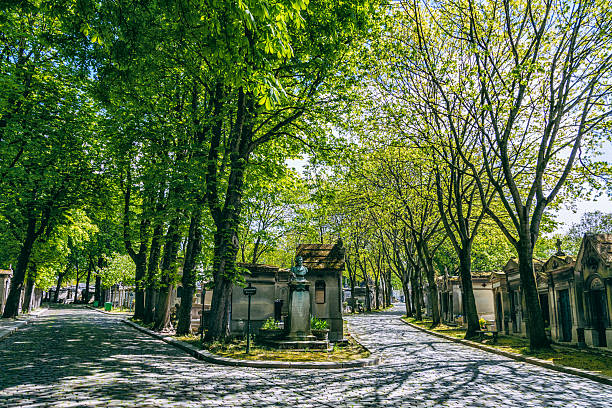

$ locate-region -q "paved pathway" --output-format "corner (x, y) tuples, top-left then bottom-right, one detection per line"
(1, 305), (611, 407)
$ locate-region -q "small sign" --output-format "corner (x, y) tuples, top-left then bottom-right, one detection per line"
(243, 285), (257, 296)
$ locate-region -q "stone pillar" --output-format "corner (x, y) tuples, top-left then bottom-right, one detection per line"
(0, 276), (6, 315)
(287, 281), (314, 341)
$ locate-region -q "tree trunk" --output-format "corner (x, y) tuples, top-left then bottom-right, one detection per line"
(458, 245), (480, 339)
(202, 86), (254, 341)
(133, 256), (147, 320)
(364, 279), (372, 312)
(251, 236), (261, 264)
(54, 270), (66, 303)
(405, 271), (414, 315)
(402, 277), (412, 317)
(346, 259), (356, 313)
(154, 217), (182, 331)
(22, 265), (36, 313)
(374, 278), (380, 310)
(94, 274), (101, 304)
(74, 261), (80, 304)
(2, 217), (37, 318)
(413, 267), (423, 321)
(177, 210), (202, 335)
(386, 270), (393, 307)
(418, 241), (440, 327)
(518, 236), (549, 349)
(205, 223), (240, 341)
(144, 223), (163, 323)
(84, 261), (92, 303)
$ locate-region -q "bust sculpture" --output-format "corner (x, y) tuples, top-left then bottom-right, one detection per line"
(291, 256), (308, 282)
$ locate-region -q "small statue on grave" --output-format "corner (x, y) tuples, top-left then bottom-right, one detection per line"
(555, 238), (566, 256)
(290, 256), (308, 282)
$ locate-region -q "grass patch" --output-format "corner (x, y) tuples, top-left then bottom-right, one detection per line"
(173, 334), (370, 363)
(403, 317), (466, 339)
(129, 317), (154, 329)
(344, 304), (395, 315)
(105, 308), (132, 314)
(402, 316), (612, 378)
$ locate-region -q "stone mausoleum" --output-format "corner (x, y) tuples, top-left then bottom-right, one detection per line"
(491, 234), (612, 350)
(228, 241), (345, 341)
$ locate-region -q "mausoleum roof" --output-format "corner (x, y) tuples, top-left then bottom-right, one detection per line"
(584, 234), (612, 265)
(296, 242), (345, 271)
(237, 263), (280, 274)
(0, 269), (11, 276)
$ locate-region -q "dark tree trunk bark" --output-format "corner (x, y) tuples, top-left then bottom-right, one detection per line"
(177, 210), (202, 335)
(203, 86), (254, 341)
(418, 241), (440, 327)
(94, 275), (101, 303)
(2, 217), (37, 318)
(251, 236), (261, 264)
(54, 269), (67, 303)
(123, 168), (151, 321)
(84, 260), (92, 303)
(518, 236), (549, 349)
(364, 279), (372, 312)
(144, 223), (163, 324)
(374, 278), (380, 310)
(22, 264), (36, 313)
(386, 270), (393, 307)
(402, 277), (412, 317)
(74, 261), (80, 304)
(154, 217), (182, 331)
(205, 225), (239, 340)
(346, 259), (356, 313)
(405, 270), (414, 315)
(133, 256), (147, 320)
(413, 267), (423, 321)
(458, 244), (480, 339)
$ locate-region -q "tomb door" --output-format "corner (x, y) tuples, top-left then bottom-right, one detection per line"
(539, 293), (550, 327)
(496, 292), (503, 332)
(590, 290), (607, 347)
(558, 289), (572, 342)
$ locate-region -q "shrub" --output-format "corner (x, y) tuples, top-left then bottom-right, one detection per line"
(311, 316), (328, 330)
(261, 317), (280, 330)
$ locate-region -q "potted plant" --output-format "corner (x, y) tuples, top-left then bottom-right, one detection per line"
(258, 317), (284, 340)
(310, 316), (329, 340)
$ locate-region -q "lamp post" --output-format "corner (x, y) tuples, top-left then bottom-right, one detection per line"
(243, 282), (257, 354)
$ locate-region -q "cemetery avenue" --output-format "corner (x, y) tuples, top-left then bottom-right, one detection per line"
(2, 1), (612, 407)
(1, 305), (611, 407)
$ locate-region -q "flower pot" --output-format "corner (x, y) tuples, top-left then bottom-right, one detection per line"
(311, 329), (329, 341)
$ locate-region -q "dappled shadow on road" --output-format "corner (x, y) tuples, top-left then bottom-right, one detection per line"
(0, 307), (307, 407)
(1, 304), (611, 407)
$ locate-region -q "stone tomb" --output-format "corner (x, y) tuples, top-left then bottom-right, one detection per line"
(437, 272), (495, 326)
(229, 241), (345, 342)
(576, 234), (612, 348)
(0, 268), (12, 315)
(497, 258), (547, 337)
(542, 251), (580, 344)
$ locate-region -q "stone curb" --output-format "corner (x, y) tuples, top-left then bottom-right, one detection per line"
(0, 308), (49, 341)
(400, 318), (612, 386)
(123, 318), (380, 369)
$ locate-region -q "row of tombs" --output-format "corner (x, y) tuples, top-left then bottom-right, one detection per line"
(0, 242), (345, 343)
(179, 242), (345, 342)
(435, 233), (612, 349)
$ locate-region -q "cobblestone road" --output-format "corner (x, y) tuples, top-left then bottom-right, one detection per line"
(1, 305), (611, 407)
